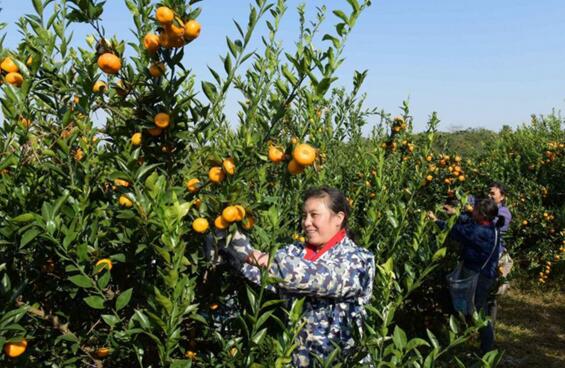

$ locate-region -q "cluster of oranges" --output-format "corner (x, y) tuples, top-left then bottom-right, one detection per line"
(1, 56), (28, 87)
(288, 143), (317, 174)
(187, 157), (254, 234)
(425, 154), (465, 186)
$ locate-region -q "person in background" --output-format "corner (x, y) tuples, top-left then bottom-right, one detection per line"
(429, 198), (505, 354)
(211, 187), (375, 367)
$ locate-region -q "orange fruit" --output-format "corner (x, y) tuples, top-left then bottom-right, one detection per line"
(156, 6), (175, 25)
(292, 143), (316, 166)
(242, 216), (255, 230)
(5, 72), (23, 87)
(185, 350), (197, 360)
(208, 166), (225, 184)
(287, 159), (304, 175)
(97, 53), (121, 74)
(95, 258), (113, 272)
(74, 148), (85, 161)
(186, 178), (200, 193)
(209, 303), (219, 310)
(131, 132), (142, 145)
(426, 175), (433, 181)
(3, 338), (27, 358)
(118, 195), (133, 208)
(458, 175), (465, 182)
(168, 23), (185, 38)
(92, 80), (107, 93)
(114, 179), (130, 187)
(20, 117), (31, 128)
(193, 198), (202, 208)
(268, 145), (285, 163)
(147, 127), (162, 137)
(1, 57), (19, 73)
(95, 347), (110, 358)
(290, 136), (298, 145)
(143, 33), (160, 53)
(148, 62), (165, 78)
(222, 157), (236, 175)
(192, 218), (209, 233)
(159, 31), (173, 49)
(234, 205), (246, 221)
(26, 56), (33, 66)
(154, 112), (170, 128)
(184, 20), (201, 40)
(222, 206), (239, 223)
(214, 215), (229, 230)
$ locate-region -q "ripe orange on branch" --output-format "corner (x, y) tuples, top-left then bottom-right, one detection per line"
(1, 57), (19, 73)
(118, 195), (133, 207)
(184, 20), (201, 40)
(154, 113), (170, 128)
(156, 6), (175, 25)
(208, 167), (225, 184)
(95, 258), (113, 272)
(95, 347), (110, 358)
(186, 178), (201, 193)
(5, 72), (23, 87)
(97, 53), (121, 74)
(222, 206), (239, 223)
(192, 218), (209, 233)
(268, 145), (285, 163)
(131, 132), (142, 145)
(92, 80), (107, 93)
(287, 159), (304, 175)
(214, 215), (229, 230)
(292, 143), (317, 166)
(149, 62), (165, 78)
(3, 338), (27, 358)
(222, 158), (236, 175)
(143, 33), (160, 53)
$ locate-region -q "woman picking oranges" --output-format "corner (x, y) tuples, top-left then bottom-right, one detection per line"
(207, 187), (375, 367)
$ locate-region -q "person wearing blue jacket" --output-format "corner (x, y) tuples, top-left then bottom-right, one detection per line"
(207, 187), (375, 367)
(429, 197), (505, 354)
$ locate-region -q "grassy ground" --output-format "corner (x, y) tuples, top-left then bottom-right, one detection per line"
(495, 284), (565, 368)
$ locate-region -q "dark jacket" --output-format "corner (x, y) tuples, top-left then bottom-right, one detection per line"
(438, 215), (500, 279)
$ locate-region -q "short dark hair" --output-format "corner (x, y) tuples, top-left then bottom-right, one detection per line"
(489, 181), (507, 196)
(474, 197), (505, 228)
(303, 187), (350, 229)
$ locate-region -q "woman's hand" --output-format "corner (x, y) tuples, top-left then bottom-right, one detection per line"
(246, 250), (270, 268)
(427, 211), (438, 221)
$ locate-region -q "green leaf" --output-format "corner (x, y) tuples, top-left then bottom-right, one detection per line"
(432, 247), (447, 262)
(393, 325), (407, 350)
(83, 295), (105, 309)
(332, 10), (349, 24)
(68, 275), (92, 288)
(11, 213), (35, 222)
(116, 288), (133, 311)
(202, 81), (217, 101)
(20, 228), (41, 248)
(251, 327), (267, 345)
(101, 314), (120, 328)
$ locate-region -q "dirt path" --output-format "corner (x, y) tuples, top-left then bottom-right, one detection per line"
(496, 286), (565, 367)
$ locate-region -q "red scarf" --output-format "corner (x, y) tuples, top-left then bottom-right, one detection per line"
(304, 228), (346, 262)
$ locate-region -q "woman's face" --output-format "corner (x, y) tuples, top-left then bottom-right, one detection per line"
(302, 197), (345, 246)
(489, 187), (504, 205)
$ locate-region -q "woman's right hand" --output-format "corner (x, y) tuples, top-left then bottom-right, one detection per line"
(427, 211), (438, 221)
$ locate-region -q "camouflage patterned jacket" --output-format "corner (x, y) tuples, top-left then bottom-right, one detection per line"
(239, 235), (375, 367)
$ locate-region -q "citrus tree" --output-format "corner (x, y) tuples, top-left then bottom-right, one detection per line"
(4, 0), (562, 367)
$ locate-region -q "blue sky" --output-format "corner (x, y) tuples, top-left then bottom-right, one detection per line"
(1, 0), (564, 132)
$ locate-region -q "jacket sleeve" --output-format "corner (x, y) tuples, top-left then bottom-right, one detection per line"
(267, 249), (371, 299)
(446, 216), (475, 244)
(497, 206), (512, 233)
